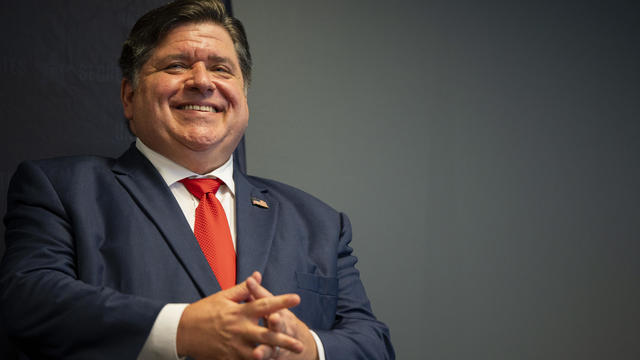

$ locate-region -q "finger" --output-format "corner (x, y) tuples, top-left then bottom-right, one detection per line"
(245, 278), (287, 333)
(251, 271), (262, 283)
(223, 273), (264, 303)
(244, 294), (300, 319)
(267, 311), (285, 333)
(246, 273), (261, 303)
(220, 279), (252, 302)
(246, 276), (275, 300)
(252, 327), (303, 354)
(252, 344), (270, 360)
(253, 344), (275, 360)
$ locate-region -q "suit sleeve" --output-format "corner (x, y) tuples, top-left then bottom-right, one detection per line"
(314, 213), (395, 360)
(0, 161), (165, 359)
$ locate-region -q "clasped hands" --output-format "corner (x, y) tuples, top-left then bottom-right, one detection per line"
(177, 272), (319, 360)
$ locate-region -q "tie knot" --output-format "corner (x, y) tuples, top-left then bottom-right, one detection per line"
(179, 178), (223, 199)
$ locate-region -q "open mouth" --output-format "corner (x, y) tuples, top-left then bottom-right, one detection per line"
(178, 104), (220, 113)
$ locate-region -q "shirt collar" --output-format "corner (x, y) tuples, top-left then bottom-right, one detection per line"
(135, 138), (235, 195)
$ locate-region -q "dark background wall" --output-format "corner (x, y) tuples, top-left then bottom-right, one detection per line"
(1, 0), (639, 359)
(0, 1), (233, 357)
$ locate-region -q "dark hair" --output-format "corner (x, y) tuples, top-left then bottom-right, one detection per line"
(119, 0), (251, 87)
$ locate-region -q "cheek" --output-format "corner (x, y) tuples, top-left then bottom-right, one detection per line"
(131, 87), (171, 128)
(213, 79), (247, 107)
(142, 79), (179, 107)
(157, 80), (179, 95)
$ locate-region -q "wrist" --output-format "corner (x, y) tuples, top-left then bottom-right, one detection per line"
(176, 304), (194, 357)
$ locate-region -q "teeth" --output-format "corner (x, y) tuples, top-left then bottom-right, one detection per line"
(181, 104), (216, 112)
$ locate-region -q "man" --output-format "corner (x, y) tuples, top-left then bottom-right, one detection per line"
(0, 1), (394, 359)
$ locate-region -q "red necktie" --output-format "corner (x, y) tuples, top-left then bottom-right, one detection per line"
(179, 178), (236, 289)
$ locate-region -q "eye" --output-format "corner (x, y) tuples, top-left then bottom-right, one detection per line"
(211, 65), (230, 73)
(165, 63), (188, 71)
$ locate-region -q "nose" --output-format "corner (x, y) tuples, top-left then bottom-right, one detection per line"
(187, 62), (215, 94)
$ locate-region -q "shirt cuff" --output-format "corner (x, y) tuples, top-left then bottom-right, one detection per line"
(309, 330), (326, 360)
(137, 303), (189, 360)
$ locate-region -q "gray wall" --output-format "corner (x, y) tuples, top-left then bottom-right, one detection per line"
(234, 1), (639, 359)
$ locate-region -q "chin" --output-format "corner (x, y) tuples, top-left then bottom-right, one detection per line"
(181, 136), (224, 152)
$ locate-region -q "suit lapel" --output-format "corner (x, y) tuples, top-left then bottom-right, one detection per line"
(112, 145), (221, 296)
(234, 171), (279, 282)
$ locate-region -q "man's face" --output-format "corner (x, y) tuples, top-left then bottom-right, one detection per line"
(121, 22), (248, 173)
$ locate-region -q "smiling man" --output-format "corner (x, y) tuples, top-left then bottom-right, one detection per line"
(0, 1), (394, 359)
(122, 21), (249, 175)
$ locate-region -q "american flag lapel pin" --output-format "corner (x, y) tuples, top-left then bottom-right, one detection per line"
(251, 197), (269, 209)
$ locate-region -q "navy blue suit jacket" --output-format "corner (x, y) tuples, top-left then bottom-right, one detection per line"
(0, 145), (393, 359)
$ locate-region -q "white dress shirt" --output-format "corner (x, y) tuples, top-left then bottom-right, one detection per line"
(134, 140), (325, 360)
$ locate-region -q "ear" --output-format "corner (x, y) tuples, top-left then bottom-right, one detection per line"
(121, 78), (135, 120)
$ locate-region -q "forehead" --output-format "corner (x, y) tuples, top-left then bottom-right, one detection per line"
(152, 22), (238, 62)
